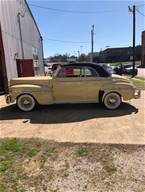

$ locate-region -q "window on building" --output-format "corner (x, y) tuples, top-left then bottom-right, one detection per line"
(32, 47), (38, 60)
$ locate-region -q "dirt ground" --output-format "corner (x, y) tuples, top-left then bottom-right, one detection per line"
(0, 91), (145, 144)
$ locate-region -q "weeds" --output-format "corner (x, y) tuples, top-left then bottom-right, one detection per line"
(76, 147), (89, 157)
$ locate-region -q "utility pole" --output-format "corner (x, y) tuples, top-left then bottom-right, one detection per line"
(128, 5), (136, 76)
(132, 5), (136, 76)
(80, 46), (83, 55)
(91, 25), (94, 62)
(77, 51), (80, 61)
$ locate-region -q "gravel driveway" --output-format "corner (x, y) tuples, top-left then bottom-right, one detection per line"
(0, 91), (145, 144)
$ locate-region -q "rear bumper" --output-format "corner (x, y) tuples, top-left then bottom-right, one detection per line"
(5, 94), (12, 104)
(133, 89), (141, 99)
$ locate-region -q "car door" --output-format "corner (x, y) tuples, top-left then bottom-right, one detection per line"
(80, 66), (103, 102)
(53, 66), (85, 102)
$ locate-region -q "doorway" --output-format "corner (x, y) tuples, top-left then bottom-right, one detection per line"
(0, 51), (5, 94)
(16, 59), (34, 77)
(0, 26), (8, 95)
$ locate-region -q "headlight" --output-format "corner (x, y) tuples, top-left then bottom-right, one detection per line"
(134, 89), (141, 99)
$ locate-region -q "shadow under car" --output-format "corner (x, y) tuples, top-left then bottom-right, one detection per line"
(0, 102), (138, 124)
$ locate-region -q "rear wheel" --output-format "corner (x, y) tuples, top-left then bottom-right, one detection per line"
(103, 92), (121, 110)
(17, 94), (35, 112)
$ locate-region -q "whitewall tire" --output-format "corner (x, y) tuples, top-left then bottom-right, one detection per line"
(17, 94), (36, 112)
(103, 92), (121, 110)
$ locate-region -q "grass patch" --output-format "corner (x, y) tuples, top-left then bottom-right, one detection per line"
(0, 138), (39, 158)
(124, 75), (145, 90)
(76, 147), (89, 157)
(110, 61), (141, 67)
(26, 148), (38, 158)
(0, 138), (22, 152)
(129, 78), (145, 90)
(135, 76), (145, 81)
(102, 161), (117, 176)
(0, 184), (6, 192)
(0, 161), (12, 172)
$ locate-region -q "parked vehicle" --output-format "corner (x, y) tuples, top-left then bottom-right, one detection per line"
(51, 62), (66, 72)
(51, 63), (60, 72)
(97, 63), (115, 75)
(114, 63), (137, 75)
(6, 63), (140, 111)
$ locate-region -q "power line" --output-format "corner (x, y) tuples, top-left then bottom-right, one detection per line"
(2, 29), (89, 45)
(43, 38), (89, 44)
(136, 9), (145, 17)
(1, 29), (35, 47)
(136, 3), (145, 7)
(29, 3), (121, 14)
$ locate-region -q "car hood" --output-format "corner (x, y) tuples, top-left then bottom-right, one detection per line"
(111, 74), (133, 85)
(10, 76), (52, 87)
(112, 74), (128, 80)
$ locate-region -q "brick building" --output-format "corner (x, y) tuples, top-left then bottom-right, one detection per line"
(99, 46), (141, 63)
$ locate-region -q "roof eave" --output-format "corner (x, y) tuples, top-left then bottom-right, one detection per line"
(24, 0), (42, 38)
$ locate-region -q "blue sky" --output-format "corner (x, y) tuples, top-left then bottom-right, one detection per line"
(28, 0), (145, 58)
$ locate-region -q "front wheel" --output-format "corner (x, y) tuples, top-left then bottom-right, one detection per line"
(103, 92), (121, 110)
(17, 94), (36, 112)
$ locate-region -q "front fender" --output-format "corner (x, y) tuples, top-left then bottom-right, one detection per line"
(10, 84), (53, 104)
(101, 82), (136, 101)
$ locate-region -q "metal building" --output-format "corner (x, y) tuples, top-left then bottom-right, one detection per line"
(0, 0), (44, 94)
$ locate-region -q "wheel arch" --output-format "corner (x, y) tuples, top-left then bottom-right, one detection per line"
(99, 90), (105, 103)
(16, 93), (38, 104)
(99, 90), (122, 103)
(16, 93), (37, 112)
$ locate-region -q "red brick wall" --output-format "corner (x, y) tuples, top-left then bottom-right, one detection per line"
(0, 26), (8, 93)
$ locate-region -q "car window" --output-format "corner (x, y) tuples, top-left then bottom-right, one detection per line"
(101, 65), (114, 75)
(95, 65), (110, 77)
(57, 67), (66, 77)
(83, 67), (98, 77)
(57, 67), (82, 77)
(73, 68), (81, 77)
(52, 64), (59, 72)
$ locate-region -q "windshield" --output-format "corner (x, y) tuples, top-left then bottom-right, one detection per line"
(54, 65), (61, 77)
(101, 65), (114, 75)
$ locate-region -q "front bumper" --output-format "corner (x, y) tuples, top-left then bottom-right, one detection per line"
(134, 89), (141, 99)
(5, 94), (12, 104)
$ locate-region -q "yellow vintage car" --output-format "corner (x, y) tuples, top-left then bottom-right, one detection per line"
(6, 63), (140, 111)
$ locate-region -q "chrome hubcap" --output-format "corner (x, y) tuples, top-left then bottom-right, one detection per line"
(108, 98), (117, 104)
(23, 99), (30, 105)
(107, 95), (118, 106)
(21, 97), (32, 108)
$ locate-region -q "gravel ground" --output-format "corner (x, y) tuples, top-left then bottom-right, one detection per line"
(0, 91), (145, 144)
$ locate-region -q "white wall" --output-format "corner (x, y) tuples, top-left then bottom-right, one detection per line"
(0, 0), (44, 80)
(137, 68), (145, 78)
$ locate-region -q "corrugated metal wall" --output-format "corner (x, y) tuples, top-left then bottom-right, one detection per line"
(0, 0), (44, 81)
